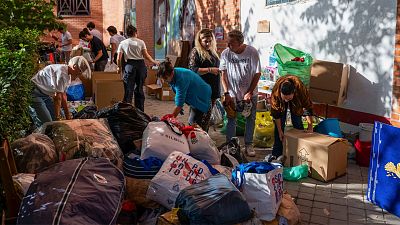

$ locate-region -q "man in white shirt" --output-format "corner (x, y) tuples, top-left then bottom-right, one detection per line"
(31, 56), (91, 125)
(220, 30), (262, 157)
(52, 27), (72, 63)
(87, 21), (103, 41)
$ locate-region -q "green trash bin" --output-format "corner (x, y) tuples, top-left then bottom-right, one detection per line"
(274, 43), (313, 86)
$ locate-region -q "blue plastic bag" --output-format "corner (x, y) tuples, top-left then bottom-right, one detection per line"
(66, 83), (85, 101)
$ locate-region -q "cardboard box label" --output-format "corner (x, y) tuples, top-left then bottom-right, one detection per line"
(163, 91), (170, 96)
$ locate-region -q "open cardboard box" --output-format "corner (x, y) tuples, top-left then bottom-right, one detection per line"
(284, 128), (349, 182)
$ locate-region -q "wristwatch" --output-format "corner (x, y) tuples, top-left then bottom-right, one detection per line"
(224, 92), (230, 96)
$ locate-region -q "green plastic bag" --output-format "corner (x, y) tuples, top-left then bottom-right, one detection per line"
(221, 114), (245, 136)
(283, 164), (309, 181)
(274, 43), (313, 86)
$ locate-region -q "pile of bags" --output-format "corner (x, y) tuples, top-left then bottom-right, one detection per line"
(11, 102), (301, 225)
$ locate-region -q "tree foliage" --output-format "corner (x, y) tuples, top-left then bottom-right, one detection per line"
(0, 0), (63, 32)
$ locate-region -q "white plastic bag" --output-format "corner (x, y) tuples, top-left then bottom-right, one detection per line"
(147, 151), (212, 209)
(187, 129), (220, 164)
(141, 122), (190, 161)
(233, 162), (284, 221)
(104, 62), (118, 72)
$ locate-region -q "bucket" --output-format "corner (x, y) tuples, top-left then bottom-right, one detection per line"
(315, 118), (343, 138)
(355, 138), (371, 167)
(359, 123), (374, 142)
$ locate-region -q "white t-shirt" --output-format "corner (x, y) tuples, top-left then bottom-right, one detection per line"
(61, 31), (72, 51)
(110, 34), (126, 50)
(90, 29), (103, 41)
(117, 37), (147, 60)
(219, 45), (261, 101)
(31, 64), (71, 96)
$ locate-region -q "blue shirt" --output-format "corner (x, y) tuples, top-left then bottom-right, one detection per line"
(169, 68), (211, 113)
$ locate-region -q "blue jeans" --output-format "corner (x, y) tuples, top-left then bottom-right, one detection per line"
(31, 88), (56, 126)
(123, 59), (147, 111)
(226, 96), (257, 146)
(272, 107), (304, 157)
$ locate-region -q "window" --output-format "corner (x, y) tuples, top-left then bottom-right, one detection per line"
(57, 0), (90, 16)
(266, 0), (296, 6)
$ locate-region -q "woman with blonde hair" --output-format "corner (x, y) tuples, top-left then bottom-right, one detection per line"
(189, 28), (220, 106)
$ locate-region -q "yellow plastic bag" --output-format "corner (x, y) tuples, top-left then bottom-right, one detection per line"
(253, 111), (275, 148)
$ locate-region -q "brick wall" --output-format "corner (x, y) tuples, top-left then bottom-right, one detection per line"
(56, 0), (104, 46)
(391, 1), (400, 127)
(102, 0), (124, 46)
(195, 0), (241, 53)
(136, 0), (155, 65)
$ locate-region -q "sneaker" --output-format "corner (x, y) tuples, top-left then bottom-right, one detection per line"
(265, 154), (276, 163)
(245, 145), (256, 157)
(241, 101), (252, 117)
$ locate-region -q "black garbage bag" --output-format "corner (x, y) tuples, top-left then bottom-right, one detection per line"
(175, 174), (252, 225)
(73, 105), (98, 119)
(96, 102), (151, 154)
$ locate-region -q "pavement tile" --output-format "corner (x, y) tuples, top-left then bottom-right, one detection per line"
(297, 199), (313, 207)
(330, 204), (347, 212)
(329, 219), (348, 225)
(301, 213), (311, 223)
(311, 207), (329, 217)
(313, 201), (330, 210)
(385, 214), (400, 225)
(300, 186), (316, 194)
(348, 207), (366, 216)
(314, 194), (331, 203)
(330, 197), (347, 206)
(348, 213), (367, 224)
(332, 192), (347, 199)
(364, 202), (383, 212)
(310, 215), (329, 224)
(347, 198), (365, 209)
(366, 210), (384, 221)
(298, 192), (314, 201)
(299, 205), (312, 214)
(329, 209), (348, 221)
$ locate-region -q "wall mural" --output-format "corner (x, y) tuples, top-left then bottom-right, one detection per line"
(154, 0), (196, 59)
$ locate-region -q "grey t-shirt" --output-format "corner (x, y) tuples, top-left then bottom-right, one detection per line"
(219, 45), (261, 101)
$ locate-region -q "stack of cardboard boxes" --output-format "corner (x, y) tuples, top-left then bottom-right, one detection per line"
(282, 59), (351, 182)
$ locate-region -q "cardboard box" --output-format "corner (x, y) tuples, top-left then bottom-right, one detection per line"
(146, 84), (161, 96)
(93, 80), (124, 109)
(145, 69), (158, 86)
(156, 87), (175, 101)
(284, 128), (349, 182)
(309, 60), (349, 106)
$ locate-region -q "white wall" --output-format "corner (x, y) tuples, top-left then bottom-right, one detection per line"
(241, 0), (397, 117)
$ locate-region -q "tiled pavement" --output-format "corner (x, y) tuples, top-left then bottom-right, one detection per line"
(144, 94), (400, 225)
